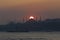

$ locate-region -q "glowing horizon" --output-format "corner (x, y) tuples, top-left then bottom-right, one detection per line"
(0, 0), (60, 24)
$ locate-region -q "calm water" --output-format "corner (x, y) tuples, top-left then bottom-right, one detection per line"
(0, 32), (60, 40)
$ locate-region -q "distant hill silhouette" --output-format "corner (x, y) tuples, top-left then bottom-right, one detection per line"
(0, 18), (60, 32)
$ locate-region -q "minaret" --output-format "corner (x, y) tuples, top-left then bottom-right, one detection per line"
(36, 16), (38, 21)
(25, 16), (27, 22)
(39, 16), (41, 21)
(23, 17), (25, 23)
(23, 16), (28, 23)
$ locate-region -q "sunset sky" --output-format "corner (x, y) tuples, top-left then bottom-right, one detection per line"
(0, 0), (60, 24)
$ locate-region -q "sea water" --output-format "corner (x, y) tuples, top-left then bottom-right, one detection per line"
(0, 32), (60, 40)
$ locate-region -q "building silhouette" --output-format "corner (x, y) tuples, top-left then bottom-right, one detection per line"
(0, 16), (60, 32)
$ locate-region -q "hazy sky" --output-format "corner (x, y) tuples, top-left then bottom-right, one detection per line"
(0, 0), (60, 24)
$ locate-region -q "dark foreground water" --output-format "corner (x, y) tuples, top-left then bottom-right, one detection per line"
(0, 32), (60, 40)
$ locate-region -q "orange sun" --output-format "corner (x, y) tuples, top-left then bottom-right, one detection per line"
(29, 16), (34, 19)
